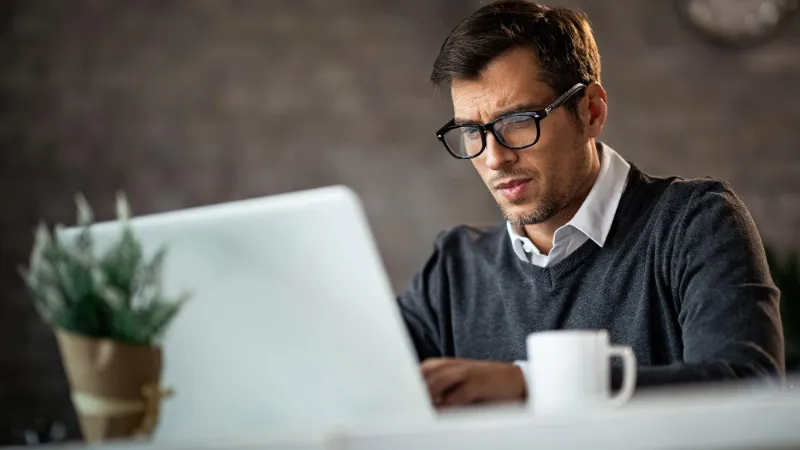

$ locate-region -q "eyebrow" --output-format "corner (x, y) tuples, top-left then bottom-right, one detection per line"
(453, 102), (547, 126)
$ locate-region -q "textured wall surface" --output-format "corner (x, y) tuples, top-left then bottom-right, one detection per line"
(1, 0), (798, 440)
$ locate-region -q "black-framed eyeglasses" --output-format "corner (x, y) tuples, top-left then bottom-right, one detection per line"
(435, 83), (587, 160)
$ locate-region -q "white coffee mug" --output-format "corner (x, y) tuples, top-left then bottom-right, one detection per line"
(525, 329), (636, 414)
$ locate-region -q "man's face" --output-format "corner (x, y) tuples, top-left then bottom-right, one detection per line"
(450, 47), (594, 226)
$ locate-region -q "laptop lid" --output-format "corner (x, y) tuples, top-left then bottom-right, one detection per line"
(58, 185), (435, 442)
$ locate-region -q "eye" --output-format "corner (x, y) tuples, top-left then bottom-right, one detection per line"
(462, 127), (481, 139)
(503, 115), (536, 127)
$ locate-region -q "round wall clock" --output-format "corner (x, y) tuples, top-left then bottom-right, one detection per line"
(675, 0), (799, 48)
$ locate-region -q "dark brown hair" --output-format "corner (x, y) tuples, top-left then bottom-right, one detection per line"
(430, 0), (601, 112)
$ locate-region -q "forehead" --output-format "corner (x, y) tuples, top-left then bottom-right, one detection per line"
(450, 47), (555, 122)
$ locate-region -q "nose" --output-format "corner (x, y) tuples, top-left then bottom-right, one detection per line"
(482, 132), (517, 170)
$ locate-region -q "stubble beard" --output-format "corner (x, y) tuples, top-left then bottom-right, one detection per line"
(499, 134), (590, 227)
(501, 193), (563, 226)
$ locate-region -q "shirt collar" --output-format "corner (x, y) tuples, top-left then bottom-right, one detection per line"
(507, 142), (631, 260)
(508, 221), (536, 261)
(568, 142), (630, 247)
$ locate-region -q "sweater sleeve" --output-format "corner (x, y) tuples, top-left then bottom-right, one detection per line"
(396, 231), (449, 362)
(619, 181), (785, 389)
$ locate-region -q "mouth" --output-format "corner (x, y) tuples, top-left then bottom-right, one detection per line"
(495, 178), (532, 202)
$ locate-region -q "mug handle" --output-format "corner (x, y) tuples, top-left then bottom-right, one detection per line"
(607, 346), (636, 407)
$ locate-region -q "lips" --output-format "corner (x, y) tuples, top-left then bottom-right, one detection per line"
(496, 178), (532, 201)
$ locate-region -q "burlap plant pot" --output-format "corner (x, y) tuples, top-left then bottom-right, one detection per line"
(54, 328), (173, 442)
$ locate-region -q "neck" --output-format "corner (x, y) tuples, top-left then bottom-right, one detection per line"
(522, 141), (602, 255)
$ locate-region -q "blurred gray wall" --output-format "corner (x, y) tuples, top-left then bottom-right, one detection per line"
(1, 0), (798, 440)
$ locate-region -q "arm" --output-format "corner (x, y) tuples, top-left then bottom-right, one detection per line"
(397, 232), (448, 362)
(618, 181), (785, 389)
(398, 231), (528, 408)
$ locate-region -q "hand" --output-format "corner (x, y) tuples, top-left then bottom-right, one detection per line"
(420, 357), (527, 408)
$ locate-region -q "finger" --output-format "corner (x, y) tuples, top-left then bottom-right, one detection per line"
(425, 364), (469, 399)
(420, 357), (456, 377)
(440, 380), (481, 407)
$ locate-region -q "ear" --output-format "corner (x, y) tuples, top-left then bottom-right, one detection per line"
(582, 82), (607, 138)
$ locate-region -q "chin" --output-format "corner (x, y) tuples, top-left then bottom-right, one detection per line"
(500, 200), (535, 224)
(501, 197), (558, 226)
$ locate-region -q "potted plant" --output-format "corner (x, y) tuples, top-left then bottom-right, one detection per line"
(19, 193), (188, 442)
(765, 246), (800, 372)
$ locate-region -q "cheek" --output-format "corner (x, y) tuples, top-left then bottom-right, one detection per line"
(539, 108), (581, 145)
(470, 158), (491, 182)
(518, 145), (567, 196)
(531, 116), (580, 180)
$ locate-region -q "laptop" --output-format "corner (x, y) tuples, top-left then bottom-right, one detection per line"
(58, 185), (437, 443)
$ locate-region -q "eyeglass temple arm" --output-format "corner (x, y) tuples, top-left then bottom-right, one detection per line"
(543, 83), (587, 116)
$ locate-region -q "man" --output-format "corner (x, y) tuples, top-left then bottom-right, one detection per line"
(398, 0), (785, 408)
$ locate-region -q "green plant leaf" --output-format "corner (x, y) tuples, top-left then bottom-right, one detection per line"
(116, 191), (131, 223)
(19, 193), (187, 346)
(99, 225), (143, 306)
(766, 245), (800, 370)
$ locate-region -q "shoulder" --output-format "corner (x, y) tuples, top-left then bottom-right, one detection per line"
(655, 175), (749, 225)
(398, 221), (510, 308)
(661, 175), (737, 203)
(432, 222), (508, 257)
(635, 170), (758, 252)
(633, 162), (735, 202)
(624, 165), (757, 245)
(633, 167), (744, 219)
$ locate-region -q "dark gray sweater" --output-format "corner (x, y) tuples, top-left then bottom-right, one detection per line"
(398, 164), (785, 388)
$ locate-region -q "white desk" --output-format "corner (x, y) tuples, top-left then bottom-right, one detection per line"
(345, 380), (800, 450)
(13, 378), (800, 450)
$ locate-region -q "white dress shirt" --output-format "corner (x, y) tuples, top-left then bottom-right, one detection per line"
(511, 142), (630, 382)
(506, 142), (631, 267)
